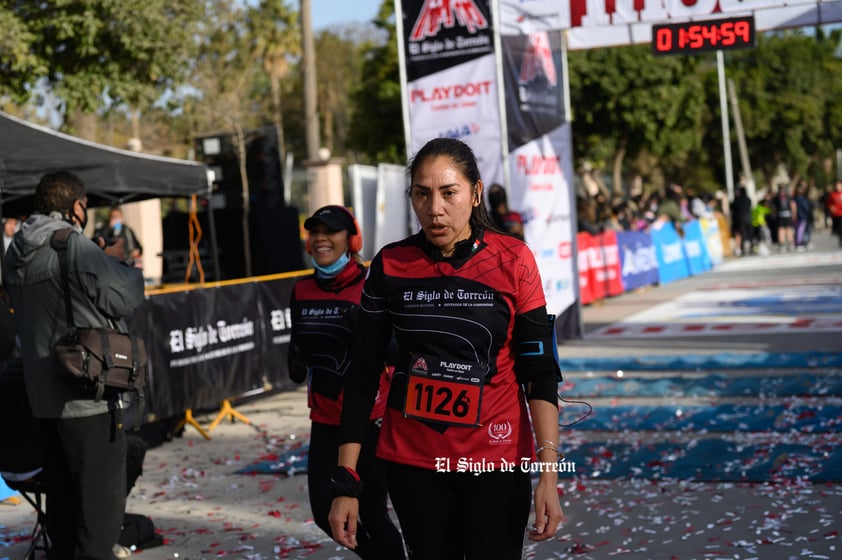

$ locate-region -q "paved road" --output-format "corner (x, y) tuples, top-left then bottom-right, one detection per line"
(2, 231), (840, 560)
(545, 229), (842, 560)
(559, 230), (842, 358)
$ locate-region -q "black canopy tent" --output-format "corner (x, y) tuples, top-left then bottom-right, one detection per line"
(0, 110), (220, 280)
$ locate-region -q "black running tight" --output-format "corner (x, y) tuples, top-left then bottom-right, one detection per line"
(386, 462), (532, 560)
(307, 420), (406, 560)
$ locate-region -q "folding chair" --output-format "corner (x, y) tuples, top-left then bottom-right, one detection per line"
(0, 360), (50, 559)
(1, 470), (49, 559)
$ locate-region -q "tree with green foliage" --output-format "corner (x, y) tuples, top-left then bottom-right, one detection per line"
(727, 30), (842, 189)
(567, 44), (706, 196)
(315, 28), (366, 155)
(347, 0), (404, 164)
(187, 0), (268, 277)
(0, 0), (203, 121)
(246, 0), (299, 180)
(568, 30), (842, 198)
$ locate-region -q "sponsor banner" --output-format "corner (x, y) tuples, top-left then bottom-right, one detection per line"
(576, 230), (624, 304)
(616, 229), (660, 291)
(130, 276), (301, 420)
(499, 1), (842, 49)
(132, 283), (266, 419)
(407, 56), (503, 184)
(499, 0), (570, 34)
(400, 0), (503, 185)
(500, 31), (566, 147)
(255, 278), (296, 388)
(401, 0), (495, 81)
(592, 229), (624, 298)
(576, 232), (597, 304)
(510, 126), (576, 317)
(650, 220), (690, 285)
(500, 6), (579, 335)
(603, 230), (624, 297)
(682, 219), (713, 275)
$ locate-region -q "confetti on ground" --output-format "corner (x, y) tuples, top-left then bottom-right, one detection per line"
(2, 365), (841, 560)
(562, 372), (842, 398)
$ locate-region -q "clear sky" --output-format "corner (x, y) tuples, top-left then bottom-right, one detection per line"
(302, 0), (383, 30)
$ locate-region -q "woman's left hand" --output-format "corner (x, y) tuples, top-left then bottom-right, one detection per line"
(528, 475), (563, 541)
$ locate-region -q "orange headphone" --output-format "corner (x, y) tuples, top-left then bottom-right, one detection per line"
(305, 206), (363, 255)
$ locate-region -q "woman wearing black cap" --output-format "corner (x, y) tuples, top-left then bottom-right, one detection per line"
(288, 205), (406, 559)
(329, 138), (563, 559)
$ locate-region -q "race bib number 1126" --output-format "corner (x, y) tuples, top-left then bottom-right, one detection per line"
(403, 354), (484, 427)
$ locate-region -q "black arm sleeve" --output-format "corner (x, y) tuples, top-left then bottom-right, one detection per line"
(339, 257), (393, 445)
(287, 286), (308, 384)
(287, 348), (308, 384)
(512, 306), (561, 406)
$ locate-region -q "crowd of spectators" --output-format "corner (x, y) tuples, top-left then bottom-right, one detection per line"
(575, 179), (838, 256)
(575, 182), (725, 237)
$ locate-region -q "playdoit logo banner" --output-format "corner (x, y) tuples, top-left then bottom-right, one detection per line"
(399, 0), (504, 185)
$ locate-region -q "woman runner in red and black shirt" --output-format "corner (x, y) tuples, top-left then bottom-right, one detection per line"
(329, 139), (563, 559)
(288, 205), (405, 560)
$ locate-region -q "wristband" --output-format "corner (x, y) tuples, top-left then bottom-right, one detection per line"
(536, 445), (564, 462)
(329, 466), (364, 499)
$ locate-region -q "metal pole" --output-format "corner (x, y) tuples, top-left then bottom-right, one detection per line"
(561, 30), (584, 340)
(205, 173), (221, 281)
(717, 50), (735, 202)
(394, 0), (412, 163)
(728, 78), (756, 204)
(393, 0), (415, 236)
(490, 0), (511, 191)
(301, 0), (319, 160)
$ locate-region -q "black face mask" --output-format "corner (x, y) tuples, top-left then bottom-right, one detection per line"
(69, 203), (88, 231)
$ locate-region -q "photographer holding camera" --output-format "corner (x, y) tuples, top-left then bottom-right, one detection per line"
(3, 171), (144, 560)
(94, 206), (143, 268)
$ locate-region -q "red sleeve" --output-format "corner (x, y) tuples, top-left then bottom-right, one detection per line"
(515, 243), (546, 314)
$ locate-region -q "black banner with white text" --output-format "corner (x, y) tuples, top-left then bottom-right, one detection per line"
(127, 274), (301, 420)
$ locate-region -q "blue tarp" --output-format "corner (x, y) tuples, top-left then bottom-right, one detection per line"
(562, 372), (842, 398)
(0, 476), (17, 501)
(565, 403), (842, 432)
(559, 351), (842, 372)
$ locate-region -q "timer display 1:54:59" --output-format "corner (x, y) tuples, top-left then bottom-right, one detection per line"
(653, 16), (755, 55)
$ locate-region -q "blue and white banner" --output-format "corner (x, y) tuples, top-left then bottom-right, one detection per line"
(650, 220), (690, 285)
(682, 220), (713, 275)
(616, 230), (660, 291)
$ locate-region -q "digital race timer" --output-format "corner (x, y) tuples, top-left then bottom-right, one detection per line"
(652, 15), (755, 55)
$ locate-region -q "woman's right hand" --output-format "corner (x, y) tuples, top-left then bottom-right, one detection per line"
(328, 496), (359, 549)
